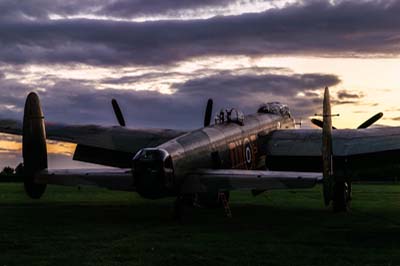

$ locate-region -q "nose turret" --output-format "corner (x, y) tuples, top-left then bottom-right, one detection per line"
(132, 148), (175, 199)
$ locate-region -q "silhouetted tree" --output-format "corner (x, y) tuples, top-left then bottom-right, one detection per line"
(0, 166), (14, 177)
(15, 163), (24, 177)
(0, 164), (24, 182)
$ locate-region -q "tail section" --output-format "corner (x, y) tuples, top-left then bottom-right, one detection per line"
(22, 92), (47, 199)
(321, 87), (350, 212)
(322, 87), (333, 206)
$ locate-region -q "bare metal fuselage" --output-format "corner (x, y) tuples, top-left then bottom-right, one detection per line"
(158, 112), (295, 182)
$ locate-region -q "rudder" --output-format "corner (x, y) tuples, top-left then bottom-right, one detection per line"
(22, 92), (47, 199)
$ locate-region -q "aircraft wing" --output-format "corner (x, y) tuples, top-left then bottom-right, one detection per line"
(28, 168), (320, 194)
(263, 127), (400, 157)
(0, 119), (186, 167)
(181, 169), (322, 193)
(262, 127), (400, 179)
(34, 169), (135, 191)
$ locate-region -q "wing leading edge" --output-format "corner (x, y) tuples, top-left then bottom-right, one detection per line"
(0, 119), (185, 152)
(0, 119), (186, 167)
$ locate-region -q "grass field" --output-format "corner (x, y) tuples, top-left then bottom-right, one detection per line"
(1, 183), (400, 266)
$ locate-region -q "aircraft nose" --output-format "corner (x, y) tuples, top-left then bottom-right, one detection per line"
(132, 148), (175, 199)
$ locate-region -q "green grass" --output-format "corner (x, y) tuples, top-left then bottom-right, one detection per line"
(1, 184), (400, 266)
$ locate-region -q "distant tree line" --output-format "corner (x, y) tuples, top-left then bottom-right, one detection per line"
(0, 163), (24, 182)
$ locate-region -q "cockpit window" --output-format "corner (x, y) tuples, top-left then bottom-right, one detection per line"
(215, 108), (244, 125)
(258, 102), (291, 117)
(134, 149), (169, 161)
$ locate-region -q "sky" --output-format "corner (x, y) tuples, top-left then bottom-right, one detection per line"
(1, 0), (400, 169)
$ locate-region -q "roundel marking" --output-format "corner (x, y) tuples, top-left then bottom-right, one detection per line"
(243, 138), (253, 169)
(245, 146), (252, 163)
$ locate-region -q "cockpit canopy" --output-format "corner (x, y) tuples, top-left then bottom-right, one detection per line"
(258, 102), (291, 117)
(215, 108), (244, 125)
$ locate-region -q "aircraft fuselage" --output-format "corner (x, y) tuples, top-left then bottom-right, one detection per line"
(133, 112), (294, 199)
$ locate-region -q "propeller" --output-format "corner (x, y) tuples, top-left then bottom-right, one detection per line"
(311, 112), (383, 130)
(311, 119), (337, 130)
(204, 98), (213, 127)
(112, 99), (126, 127)
(111, 98), (214, 128)
(357, 112), (383, 129)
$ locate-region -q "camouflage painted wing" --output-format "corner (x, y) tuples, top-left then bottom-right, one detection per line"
(264, 127), (400, 157)
(182, 169), (322, 193)
(0, 119), (186, 167)
(262, 127), (400, 180)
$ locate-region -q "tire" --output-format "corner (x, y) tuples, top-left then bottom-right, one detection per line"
(332, 181), (350, 212)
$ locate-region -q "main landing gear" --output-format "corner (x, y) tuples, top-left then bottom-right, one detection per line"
(173, 192), (232, 221)
(332, 181), (351, 212)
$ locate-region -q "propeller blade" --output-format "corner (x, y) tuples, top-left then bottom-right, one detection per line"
(357, 112), (383, 129)
(204, 98), (213, 127)
(111, 99), (126, 127)
(311, 118), (337, 130)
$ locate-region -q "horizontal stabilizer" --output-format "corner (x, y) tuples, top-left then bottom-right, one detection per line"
(34, 169), (134, 191)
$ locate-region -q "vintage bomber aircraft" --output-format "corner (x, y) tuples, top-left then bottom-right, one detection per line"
(0, 88), (393, 213)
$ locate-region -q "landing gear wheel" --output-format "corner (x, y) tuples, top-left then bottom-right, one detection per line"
(332, 181), (351, 212)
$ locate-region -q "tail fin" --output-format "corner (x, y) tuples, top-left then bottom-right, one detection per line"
(22, 92), (47, 199)
(322, 87), (333, 206)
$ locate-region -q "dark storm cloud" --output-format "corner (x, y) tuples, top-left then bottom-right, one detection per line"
(331, 99), (358, 105)
(175, 73), (339, 97)
(1, 1), (400, 66)
(332, 89), (364, 105)
(0, 71), (340, 128)
(100, 71), (187, 85)
(100, 67), (290, 85)
(0, 1), (102, 21)
(337, 90), (363, 100)
(96, 0), (233, 17)
(0, 0), (240, 21)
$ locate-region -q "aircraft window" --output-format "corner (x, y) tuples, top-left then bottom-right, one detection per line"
(258, 102), (291, 117)
(138, 150), (159, 161)
(134, 149), (168, 161)
(215, 108), (244, 125)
